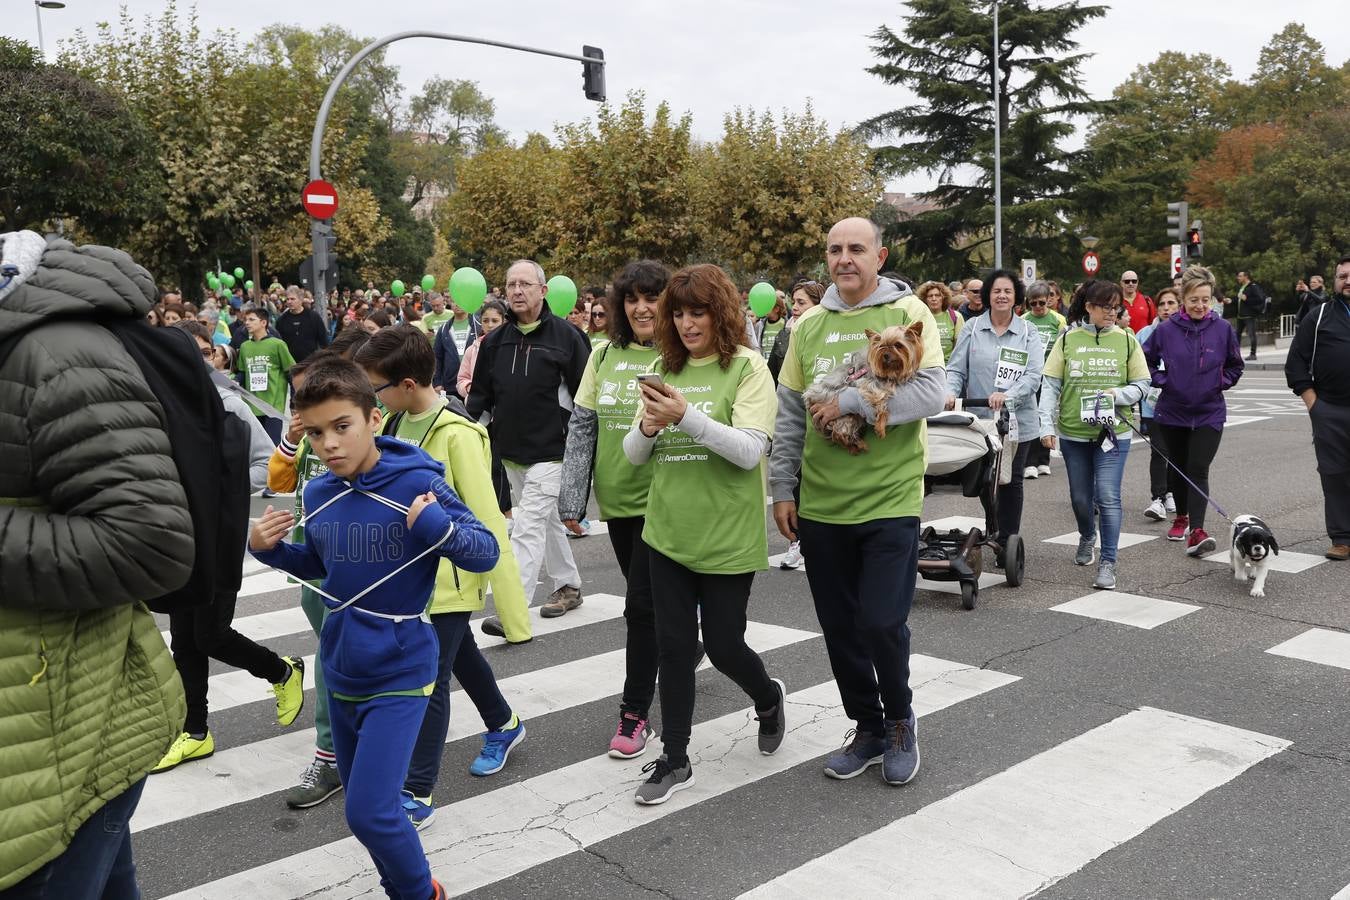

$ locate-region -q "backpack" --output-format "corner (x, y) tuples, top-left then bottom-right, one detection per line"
(102, 319), (253, 612)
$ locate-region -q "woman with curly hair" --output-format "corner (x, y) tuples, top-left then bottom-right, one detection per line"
(623, 263), (785, 806)
(916, 280), (963, 361)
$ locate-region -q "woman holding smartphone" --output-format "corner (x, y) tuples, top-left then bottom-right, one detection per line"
(623, 264), (785, 806)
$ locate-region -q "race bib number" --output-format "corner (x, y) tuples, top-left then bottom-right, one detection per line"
(1079, 392), (1116, 427)
(994, 347), (1028, 392)
(248, 358), (269, 393)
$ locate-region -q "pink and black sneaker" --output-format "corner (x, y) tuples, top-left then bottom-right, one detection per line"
(608, 711), (654, 759)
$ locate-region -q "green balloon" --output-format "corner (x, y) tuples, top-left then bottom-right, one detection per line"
(420, 274), (436, 293)
(448, 267), (487, 314)
(748, 281), (777, 318)
(244, 280), (254, 291)
(545, 275), (578, 318)
(207, 274), (220, 290)
(233, 267), (245, 281)
(220, 273), (236, 289)
(390, 279), (405, 298)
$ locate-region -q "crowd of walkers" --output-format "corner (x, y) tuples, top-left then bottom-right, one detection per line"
(5, 220), (1347, 899)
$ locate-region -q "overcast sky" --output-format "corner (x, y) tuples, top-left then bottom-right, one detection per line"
(26, 1), (1347, 194)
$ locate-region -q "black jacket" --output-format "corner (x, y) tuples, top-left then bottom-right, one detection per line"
(1286, 296), (1350, 406)
(465, 304), (590, 466)
(275, 308), (330, 362)
(1236, 281), (1268, 318)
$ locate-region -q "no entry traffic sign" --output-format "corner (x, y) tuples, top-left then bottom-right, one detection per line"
(301, 180), (339, 220)
(1081, 251), (1100, 276)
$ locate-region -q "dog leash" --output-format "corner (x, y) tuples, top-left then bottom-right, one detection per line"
(1116, 410), (1235, 525)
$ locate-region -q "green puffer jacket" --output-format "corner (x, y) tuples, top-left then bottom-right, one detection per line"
(0, 232), (193, 889)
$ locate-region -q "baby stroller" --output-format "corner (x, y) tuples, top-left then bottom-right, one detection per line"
(919, 398), (1025, 610)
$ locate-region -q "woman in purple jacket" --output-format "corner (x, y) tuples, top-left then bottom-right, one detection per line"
(1141, 265), (1244, 557)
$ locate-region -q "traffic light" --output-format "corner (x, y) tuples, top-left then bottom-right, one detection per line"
(581, 45), (605, 102)
(1166, 201), (1189, 244)
(1186, 220), (1203, 259)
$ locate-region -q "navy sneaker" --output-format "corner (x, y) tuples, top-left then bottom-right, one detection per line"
(469, 717), (526, 776)
(400, 790), (435, 830)
(823, 728), (886, 780)
(882, 712), (920, 785)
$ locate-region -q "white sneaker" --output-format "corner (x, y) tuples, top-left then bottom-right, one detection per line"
(1037, 464), (1051, 476)
(1164, 493), (1176, 514)
(1050, 448), (1063, 459)
(780, 541), (803, 570)
(1023, 466), (1039, 480)
(1144, 498), (1166, 521)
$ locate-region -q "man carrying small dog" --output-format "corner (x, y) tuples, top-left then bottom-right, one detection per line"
(1285, 254), (1350, 561)
(770, 217), (945, 786)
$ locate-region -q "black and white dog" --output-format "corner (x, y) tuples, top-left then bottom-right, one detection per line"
(1230, 514), (1279, 598)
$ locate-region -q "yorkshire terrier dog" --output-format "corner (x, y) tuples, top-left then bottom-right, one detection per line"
(802, 320), (925, 454)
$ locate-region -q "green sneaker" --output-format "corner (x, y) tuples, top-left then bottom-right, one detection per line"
(152, 731), (214, 774)
(273, 656), (305, 727)
(283, 759), (343, 809)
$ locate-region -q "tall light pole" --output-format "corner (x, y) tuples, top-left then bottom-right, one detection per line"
(992, 1), (1003, 269)
(34, 1), (65, 58)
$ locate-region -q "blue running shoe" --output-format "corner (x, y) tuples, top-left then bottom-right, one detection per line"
(400, 790), (435, 830)
(823, 728), (886, 780)
(882, 712), (921, 785)
(469, 717), (526, 776)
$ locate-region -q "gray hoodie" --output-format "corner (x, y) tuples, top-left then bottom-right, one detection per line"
(769, 278), (947, 503)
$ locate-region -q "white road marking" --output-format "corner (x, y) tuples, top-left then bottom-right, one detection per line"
(1051, 590), (1201, 629)
(1266, 628), (1350, 672)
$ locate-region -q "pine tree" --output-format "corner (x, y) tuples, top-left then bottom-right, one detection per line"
(859, 0), (1111, 279)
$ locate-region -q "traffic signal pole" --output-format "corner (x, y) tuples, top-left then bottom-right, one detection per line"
(306, 32), (606, 317)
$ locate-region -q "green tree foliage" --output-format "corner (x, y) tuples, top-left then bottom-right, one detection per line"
(859, 0), (1111, 280)
(0, 38), (160, 237)
(397, 78), (501, 207)
(1072, 51), (1235, 280)
(1198, 108), (1350, 308)
(1231, 23), (1348, 125)
(551, 94), (700, 281)
(693, 104), (880, 281)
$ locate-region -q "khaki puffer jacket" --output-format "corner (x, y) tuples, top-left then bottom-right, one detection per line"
(0, 232), (192, 889)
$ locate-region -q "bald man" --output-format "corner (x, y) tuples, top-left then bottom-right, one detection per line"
(770, 216), (946, 788)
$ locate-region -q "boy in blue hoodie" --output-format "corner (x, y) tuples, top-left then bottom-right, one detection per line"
(249, 356), (499, 900)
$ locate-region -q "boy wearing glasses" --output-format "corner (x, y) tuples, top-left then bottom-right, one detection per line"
(1121, 271), (1157, 334)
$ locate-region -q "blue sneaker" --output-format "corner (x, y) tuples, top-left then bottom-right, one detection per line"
(400, 790), (435, 830)
(469, 717), (526, 776)
(882, 712), (920, 785)
(823, 728), (886, 780)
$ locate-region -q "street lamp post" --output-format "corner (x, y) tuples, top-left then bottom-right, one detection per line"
(34, 1), (65, 58)
(306, 32), (606, 314)
(991, 1), (1003, 270)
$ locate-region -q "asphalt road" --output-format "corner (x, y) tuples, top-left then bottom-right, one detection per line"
(135, 372), (1350, 899)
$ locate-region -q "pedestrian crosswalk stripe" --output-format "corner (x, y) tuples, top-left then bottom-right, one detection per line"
(1266, 628), (1350, 672)
(1331, 882), (1350, 899)
(1045, 530), (1156, 550)
(160, 606), (310, 649)
(182, 593), (632, 714)
(739, 707), (1288, 899)
(1201, 548), (1328, 574)
(1051, 590), (1201, 629)
(135, 620), (819, 832)
(237, 568), (296, 598)
(159, 656), (1018, 899)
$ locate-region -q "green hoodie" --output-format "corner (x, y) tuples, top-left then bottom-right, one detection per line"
(386, 401), (531, 636)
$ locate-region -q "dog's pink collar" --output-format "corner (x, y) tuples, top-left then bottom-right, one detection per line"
(846, 365), (871, 383)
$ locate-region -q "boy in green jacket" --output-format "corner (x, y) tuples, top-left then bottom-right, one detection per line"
(355, 325), (529, 830)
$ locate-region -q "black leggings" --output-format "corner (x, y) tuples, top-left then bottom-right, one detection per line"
(992, 440), (1033, 544)
(607, 517), (658, 718)
(1153, 424), (1223, 531)
(648, 547), (776, 766)
(170, 589), (290, 735)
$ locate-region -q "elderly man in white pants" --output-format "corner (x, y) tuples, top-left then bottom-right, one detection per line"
(467, 259), (592, 621)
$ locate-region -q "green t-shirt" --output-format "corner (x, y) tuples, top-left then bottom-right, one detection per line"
(760, 319), (786, 361)
(589, 332), (609, 350)
(392, 403), (448, 448)
(1022, 310), (1066, 359)
(450, 318), (472, 353)
(779, 296), (944, 524)
(640, 347), (777, 574)
(517, 320), (541, 335)
(421, 310), (453, 334)
(290, 437), (331, 542)
(1043, 326), (1147, 440)
(575, 340), (658, 519)
(930, 307), (962, 361)
(236, 336), (295, 413)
